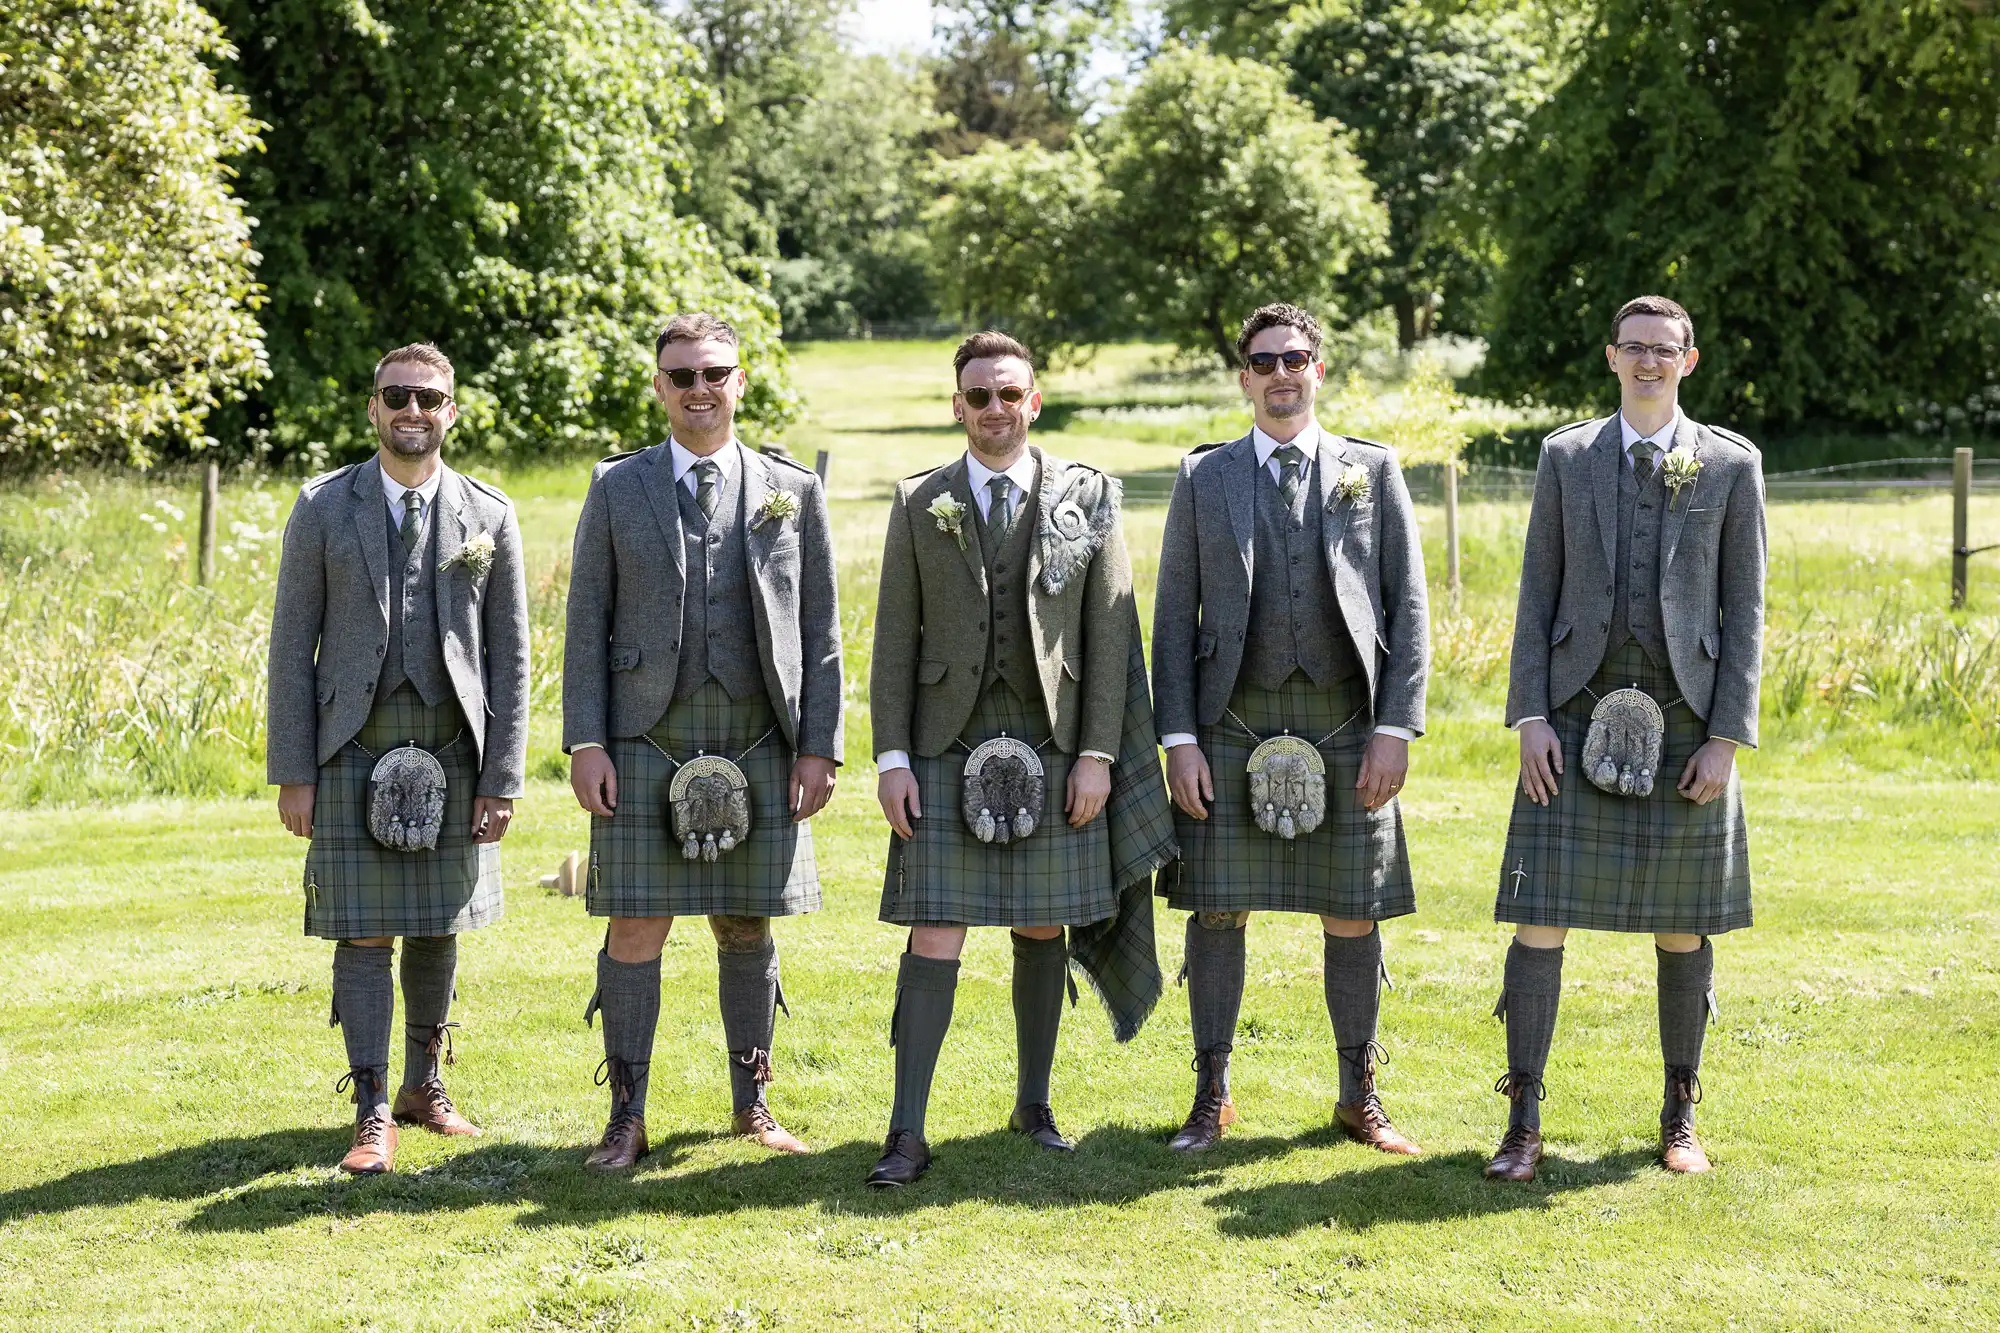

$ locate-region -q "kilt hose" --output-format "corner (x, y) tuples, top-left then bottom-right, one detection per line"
(1497, 639), (1753, 935)
(303, 684), (503, 940)
(1162, 668), (1415, 921)
(881, 679), (1117, 929)
(587, 680), (821, 920)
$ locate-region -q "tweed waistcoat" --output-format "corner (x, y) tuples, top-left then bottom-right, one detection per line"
(976, 477), (1043, 705)
(1608, 453), (1670, 670)
(1242, 457), (1358, 690)
(376, 497), (451, 708)
(673, 464), (763, 702)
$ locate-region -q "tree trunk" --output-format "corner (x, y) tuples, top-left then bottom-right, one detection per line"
(1394, 292), (1418, 350)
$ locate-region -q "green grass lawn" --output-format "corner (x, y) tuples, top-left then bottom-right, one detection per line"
(2, 342), (1998, 1329)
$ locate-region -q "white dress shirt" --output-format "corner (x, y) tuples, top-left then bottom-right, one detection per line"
(877, 449), (1114, 773)
(380, 464), (443, 525)
(1160, 422), (1415, 751)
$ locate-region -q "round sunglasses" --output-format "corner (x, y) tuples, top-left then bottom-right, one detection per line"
(659, 365), (738, 390)
(959, 385), (1031, 409)
(371, 385), (453, 412)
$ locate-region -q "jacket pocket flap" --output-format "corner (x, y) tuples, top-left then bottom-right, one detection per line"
(1701, 631), (1720, 660)
(1062, 656), (1084, 681)
(1550, 620), (1572, 647)
(609, 643), (643, 672)
(315, 678), (337, 705)
(918, 659), (950, 685)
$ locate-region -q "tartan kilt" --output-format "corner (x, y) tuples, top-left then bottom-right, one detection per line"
(880, 680), (1118, 928)
(1161, 669), (1415, 920)
(1496, 640), (1752, 934)
(302, 684), (503, 939)
(587, 681), (820, 919)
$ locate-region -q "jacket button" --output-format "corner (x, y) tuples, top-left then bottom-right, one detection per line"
(363, 681), (375, 693)
(977, 622), (986, 632)
(1600, 622), (1611, 631)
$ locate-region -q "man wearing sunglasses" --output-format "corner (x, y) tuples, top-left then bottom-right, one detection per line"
(268, 342), (531, 1174)
(864, 331), (1174, 1187)
(1487, 294), (1765, 1182)
(1152, 303), (1430, 1157)
(563, 313), (842, 1170)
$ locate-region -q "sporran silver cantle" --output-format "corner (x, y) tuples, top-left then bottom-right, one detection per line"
(1246, 733), (1327, 840)
(1583, 687), (1666, 797)
(366, 744), (449, 851)
(962, 734), (1046, 845)
(669, 753), (753, 863)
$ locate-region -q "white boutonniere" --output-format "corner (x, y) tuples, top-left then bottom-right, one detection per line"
(1331, 463), (1371, 507)
(1661, 445), (1702, 509)
(754, 490), (799, 529)
(928, 494), (968, 551)
(443, 530), (496, 578)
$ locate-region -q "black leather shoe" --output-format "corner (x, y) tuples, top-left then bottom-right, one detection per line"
(1009, 1102), (1074, 1152)
(865, 1129), (931, 1187)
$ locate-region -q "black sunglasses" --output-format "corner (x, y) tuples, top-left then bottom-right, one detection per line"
(371, 385), (452, 412)
(659, 365), (738, 389)
(1246, 350), (1315, 376)
(960, 385), (1030, 409)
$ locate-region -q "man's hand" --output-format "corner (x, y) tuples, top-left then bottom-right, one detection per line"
(471, 796), (514, 843)
(1518, 719), (1563, 806)
(1678, 738), (1736, 805)
(1065, 755), (1112, 828)
(790, 755), (837, 822)
(878, 767), (922, 840)
(1355, 733), (1409, 811)
(571, 747), (619, 817)
(278, 783), (316, 839)
(1167, 744), (1213, 820)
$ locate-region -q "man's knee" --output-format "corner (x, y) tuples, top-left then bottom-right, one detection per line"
(1515, 924), (1567, 950)
(709, 914), (771, 954)
(1655, 932), (1704, 953)
(1197, 911), (1250, 931)
(607, 916), (673, 963)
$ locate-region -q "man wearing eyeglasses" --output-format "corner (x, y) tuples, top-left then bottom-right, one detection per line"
(563, 313), (842, 1171)
(268, 342), (531, 1174)
(864, 330), (1175, 1188)
(1486, 294), (1766, 1183)
(1151, 303), (1430, 1156)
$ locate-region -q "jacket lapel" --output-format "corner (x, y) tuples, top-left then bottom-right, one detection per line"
(636, 442), (690, 590)
(1590, 415), (1623, 579)
(1025, 446), (1053, 594)
(938, 455), (988, 594)
(1660, 415), (1702, 571)
(349, 457), (390, 621)
(432, 466), (468, 630)
(1222, 433), (1256, 582)
(739, 441), (773, 568)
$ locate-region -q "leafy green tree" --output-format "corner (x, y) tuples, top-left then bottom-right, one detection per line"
(1095, 44), (1387, 363)
(1480, 0), (2000, 431)
(930, 0), (1128, 155)
(1286, 0), (1552, 347)
(207, 0), (797, 462)
(2, 0), (265, 465)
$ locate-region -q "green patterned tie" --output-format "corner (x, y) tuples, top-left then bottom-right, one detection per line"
(1275, 444), (1305, 511)
(399, 489), (422, 552)
(693, 459), (720, 520)
(1633, 439), (1662, 485)
(986, 475), (1015, 545)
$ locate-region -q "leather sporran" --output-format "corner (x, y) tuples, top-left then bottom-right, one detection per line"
(961, 735), (1046, 845)
(1246, 734), (1326, 840)
(669, 754), (753, 863)
(365, 745), (448, 852)
(1583, 688), (1665, 797)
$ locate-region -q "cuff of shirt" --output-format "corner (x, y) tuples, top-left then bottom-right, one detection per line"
(1160, 732), (1198, 750)
(1079, 749), (1114, 764)
(1510, 716), (1547, 730)
(876, 750), (911, 772)
(570, 741), (604, 752)
(1373, 725), (1416, 742)
(1707, 735), (1745, 748)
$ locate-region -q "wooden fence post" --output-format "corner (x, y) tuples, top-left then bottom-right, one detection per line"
(814, 450), (830, 486)
(199, 461), (219, 587)
(1443, 461), (1461, 610)
(1953, 447), (1973, 609)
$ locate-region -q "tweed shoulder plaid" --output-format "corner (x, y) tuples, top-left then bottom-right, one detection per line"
(1161, 670), (1415, 920)
(1496, 640), (1752, 933)
(587, 681), (820, 919)
(302, 685), (502, 939)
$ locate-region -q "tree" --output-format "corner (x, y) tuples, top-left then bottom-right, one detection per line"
(1095, 44), (1387, 363)
(2, 0), (265, 465)
(1479, 0), (2000, 431)
(1286, 0), (1553, 348)
(206, 0), (798, 463)
(930, 0), (1129, 155)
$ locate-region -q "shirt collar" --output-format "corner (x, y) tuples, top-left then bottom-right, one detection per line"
(380, 463), (443, 511)
(1252, 419), (1322, 468)
(670, 437), (739, 486)
(964, 449), (1038, 499)
(1618, 408), (1683, 456)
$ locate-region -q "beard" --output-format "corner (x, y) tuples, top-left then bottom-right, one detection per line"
(1262, 393), (1308, 420)
(378, 418), (444, 459)
(967, 416), (1029, 455)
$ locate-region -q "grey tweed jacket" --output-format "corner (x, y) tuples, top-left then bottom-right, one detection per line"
(1503, 414), (1767, 746)
(266, 457), (531, 797)
(1152, 431), (1429, 737)
(562, 440), (843, 761)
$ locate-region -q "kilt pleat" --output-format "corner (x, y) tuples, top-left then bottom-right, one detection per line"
(1496, 640), (1753, 934)
(302, 685), (503, 939)
(880, 680), (1117, 928)
(587, 681), (820, 919)
(1162, 670), (1415, 920)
